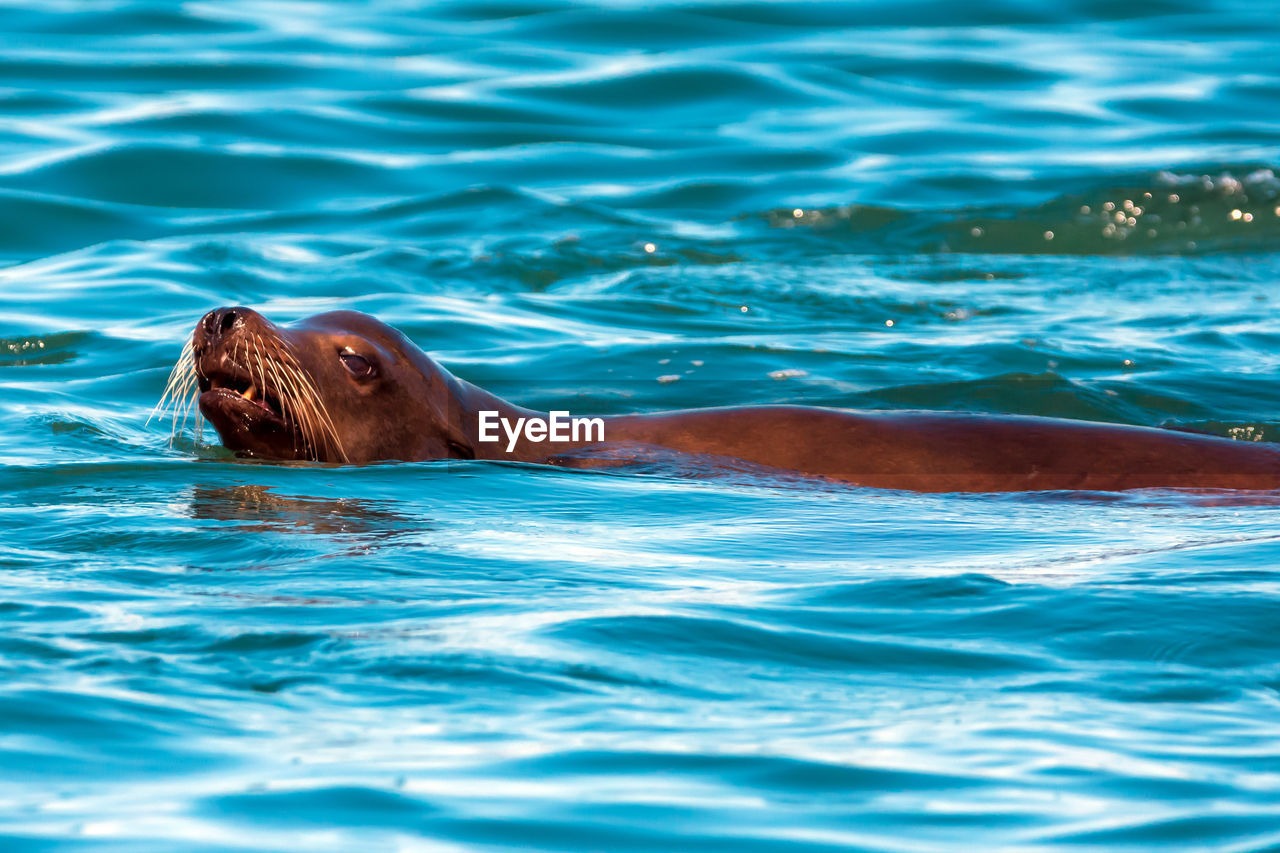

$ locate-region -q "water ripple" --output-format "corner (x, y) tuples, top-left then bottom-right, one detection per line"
(4, 0), (1280, 849)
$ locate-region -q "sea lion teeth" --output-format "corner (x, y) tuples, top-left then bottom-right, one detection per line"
(242, 385), (257, 401)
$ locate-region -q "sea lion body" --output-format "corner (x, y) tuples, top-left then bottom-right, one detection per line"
(182, 306), (1280, 492)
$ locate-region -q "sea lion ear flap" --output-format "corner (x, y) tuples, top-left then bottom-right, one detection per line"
(436, 395), (475, 460)
(430, 371), (478, 460)
(446, 438), (475, 460)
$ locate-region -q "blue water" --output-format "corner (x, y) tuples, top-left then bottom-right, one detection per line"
(4, 1), (1280, 849)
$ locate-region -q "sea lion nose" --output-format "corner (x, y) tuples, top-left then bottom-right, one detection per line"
(201, 307), (246, 340)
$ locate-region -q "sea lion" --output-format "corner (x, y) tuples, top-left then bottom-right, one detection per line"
(154, 306), (1280, 492)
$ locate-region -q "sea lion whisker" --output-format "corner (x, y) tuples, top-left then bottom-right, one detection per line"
(154, 371), (188, 432)
(148, 339), (193, 425)
(272, 338), (324, 459)
(149, 338), (200, 442)
(288, 359), (346, 462)
(250, 333), (293, 453)
(254, 334), (298, 455)
(266, 343), (310, 457)
(260, 340), (302, 438)
(269, 341), (330, 459)
(174, 366), (197, 438)
(251, 333), (268, 406)
(279, 357), (333, 461)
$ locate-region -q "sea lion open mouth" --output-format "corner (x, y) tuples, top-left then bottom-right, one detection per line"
(154, 306), (347, 462)
(198, 364), (290, 425)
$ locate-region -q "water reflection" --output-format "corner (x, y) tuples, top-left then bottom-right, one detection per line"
(187, 483), (426, 544)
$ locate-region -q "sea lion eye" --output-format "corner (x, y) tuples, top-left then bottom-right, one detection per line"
(340, 351), (375, 378)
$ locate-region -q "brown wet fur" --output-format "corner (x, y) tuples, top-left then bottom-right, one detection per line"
(164, 306), (1280, 492)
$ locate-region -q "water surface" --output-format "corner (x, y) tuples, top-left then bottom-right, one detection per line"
(3, 1), (1280, 850)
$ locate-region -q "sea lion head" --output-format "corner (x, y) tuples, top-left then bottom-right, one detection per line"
(168, 306), (473, 463)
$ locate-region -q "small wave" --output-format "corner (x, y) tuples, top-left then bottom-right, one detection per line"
(761, 166), (1280, 256)
(546, 613), (1048, 675)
